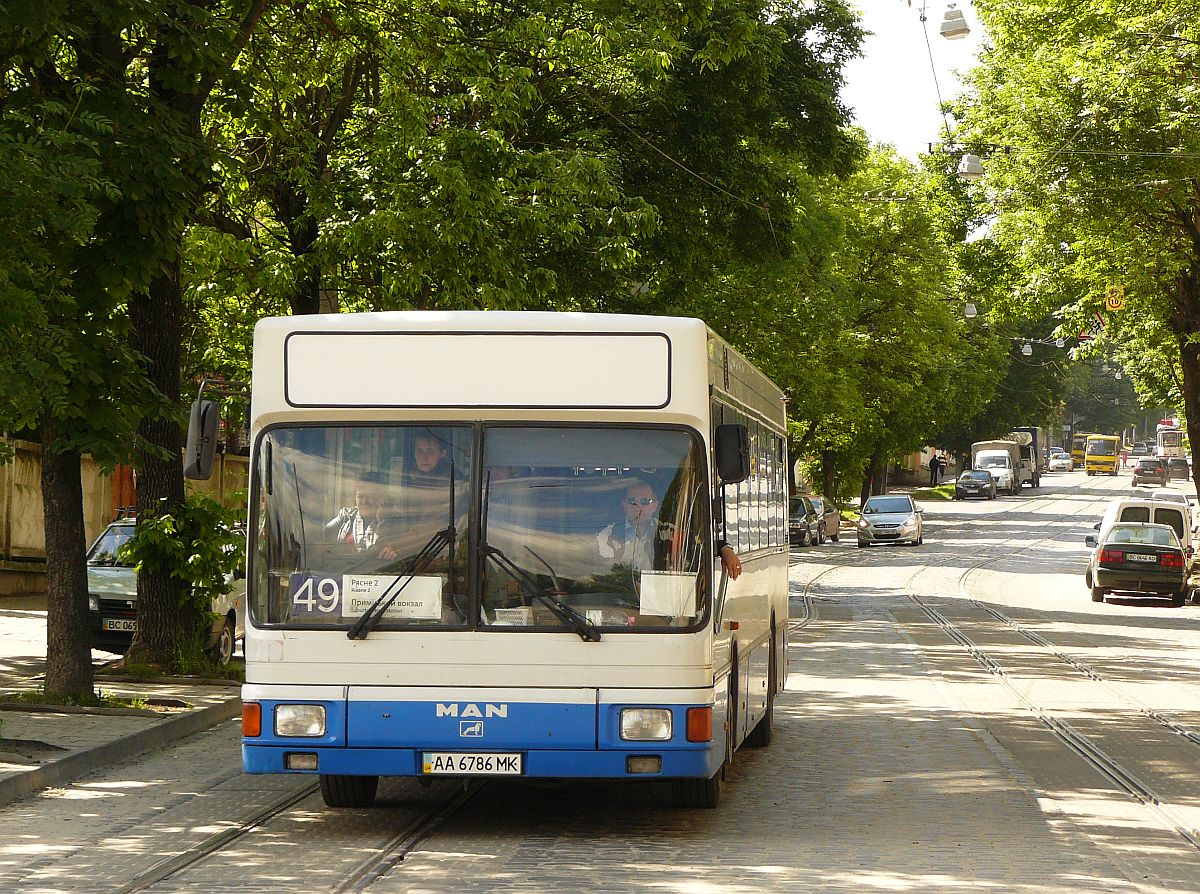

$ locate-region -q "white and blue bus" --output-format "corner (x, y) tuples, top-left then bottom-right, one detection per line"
(190, 312), (789, 809)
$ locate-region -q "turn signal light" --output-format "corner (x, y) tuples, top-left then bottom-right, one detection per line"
(1098, 548), (1123, 565)
(686, 706), (713, 742)
(1160, 551), (1184, 569)
(242, 702), (262, 737)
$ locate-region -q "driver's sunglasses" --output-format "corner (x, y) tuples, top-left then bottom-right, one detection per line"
(625, 497), (657, 506)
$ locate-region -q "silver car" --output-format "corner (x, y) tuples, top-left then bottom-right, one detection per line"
(857, 494), (924, 547)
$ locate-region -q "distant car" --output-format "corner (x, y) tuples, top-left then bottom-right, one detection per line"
(1166, 457), (1190, 481)
(857, 494), (923, 547)
(1084, 521), (1188, 606)
(1130, 444), (1148, 457)
(808, 495), (841, 542)
(1047, 451), (1072, 472)
(953, 470), (997, 500)
(788, 497), (820, 546)
(86, 518), (245, 664)
(1131, 457), (1168, 487)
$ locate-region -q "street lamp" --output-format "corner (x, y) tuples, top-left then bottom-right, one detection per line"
(957, 153), (985, 180)
(964, 302), (978, 319)
(939, 5), (971, 39)
(1021, 341), (1033, 356)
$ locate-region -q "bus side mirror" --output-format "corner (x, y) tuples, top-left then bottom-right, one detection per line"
(184, 399), (220, 480)
(715, 424), (750, 484)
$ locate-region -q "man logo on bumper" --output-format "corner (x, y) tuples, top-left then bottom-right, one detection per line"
(436, 703), (508, 718)
(460, 720), (484, 737)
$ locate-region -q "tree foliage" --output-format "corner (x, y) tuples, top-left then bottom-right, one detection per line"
(958, 0), (1200, 477)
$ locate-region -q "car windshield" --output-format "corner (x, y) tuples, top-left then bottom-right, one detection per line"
(250, 425), (708, 632)
(977, 455), (1008, 469)
(863, 497), (912, 514)
(1107, 525), (1178, 547)
(86, 524), (135, 566)
(1137, 459), (1163, 469)
(1087, 439), (1119, 456)
(961, 471), (991, 481)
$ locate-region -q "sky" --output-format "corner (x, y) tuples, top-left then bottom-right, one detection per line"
(841, 1), (986, 159)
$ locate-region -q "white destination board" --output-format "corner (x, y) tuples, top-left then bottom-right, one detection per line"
(285, 332), (670, 408)
(342, 574), (443, 621)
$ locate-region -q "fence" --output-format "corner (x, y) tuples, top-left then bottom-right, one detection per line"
(0, 438), (248, 596)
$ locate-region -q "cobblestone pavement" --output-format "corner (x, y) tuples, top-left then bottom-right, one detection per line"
(1, 472), (1199, 892)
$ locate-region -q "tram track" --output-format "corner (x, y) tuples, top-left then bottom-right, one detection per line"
(882, 477), (1200, 854)
(104, 779), (483, 894)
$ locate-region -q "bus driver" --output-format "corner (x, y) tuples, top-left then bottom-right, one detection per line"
(597, 480), (742, 581)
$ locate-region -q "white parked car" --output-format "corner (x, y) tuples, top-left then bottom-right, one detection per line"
(86, 518), (246, 664)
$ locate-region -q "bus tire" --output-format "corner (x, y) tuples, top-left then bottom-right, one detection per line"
(746, 628), (776, 748)
(319, 773), (379, 808)
(672, 670), (735, 809)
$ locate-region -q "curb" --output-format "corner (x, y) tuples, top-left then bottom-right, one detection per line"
(0, 695), (241, 809)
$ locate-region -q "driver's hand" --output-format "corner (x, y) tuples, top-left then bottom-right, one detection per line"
(720, 545), (742, 581)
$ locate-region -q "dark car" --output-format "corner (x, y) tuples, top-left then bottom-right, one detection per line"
(1131, 457), (1168, 487)
(953, 470), (997, 500)
(1166, 457), (1191, 481)
(1084, 521), (1188, 606)
(789, 496), (821, 546)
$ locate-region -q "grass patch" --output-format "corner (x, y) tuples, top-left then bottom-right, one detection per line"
(1, 689), (150, 711)
(912, 483), (956, 501)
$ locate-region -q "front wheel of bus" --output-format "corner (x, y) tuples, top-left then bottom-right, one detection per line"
(320, 773), (378, 808)
(672, 671), (735, 809)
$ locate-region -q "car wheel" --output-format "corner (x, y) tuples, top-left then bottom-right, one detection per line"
(1084, 569), (1092, 588)
(210, 615), (235, 666)
(817, 524), (826, 545)
(1090, 586), (1105, 603)
(1171, 590), (1187, 608)
(831, 532), (839, 542)
(857, 540), (868, 548)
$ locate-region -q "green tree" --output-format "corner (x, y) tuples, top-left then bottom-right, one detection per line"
(958, 0), (1200, 485)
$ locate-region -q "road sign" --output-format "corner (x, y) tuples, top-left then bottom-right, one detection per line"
(1105, 285), (1125, 312)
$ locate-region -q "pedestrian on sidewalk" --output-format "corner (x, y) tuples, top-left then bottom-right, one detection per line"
(928, 452), (943, 486)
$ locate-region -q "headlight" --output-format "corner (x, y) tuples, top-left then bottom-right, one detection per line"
(620, 707), (673, 741)
(857, 519), (869, 528)
(901, 515), (917, 528)
(88, 594), (99, 612)
(274, 704), (326, 737)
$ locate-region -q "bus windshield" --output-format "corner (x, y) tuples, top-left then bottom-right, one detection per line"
(1086, 437), (1118, 456)
(250, 425), (708, 632)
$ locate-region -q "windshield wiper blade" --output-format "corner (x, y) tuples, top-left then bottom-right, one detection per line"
(346, 523), (455, 639)
(479, 542), (600, 642)
(348, 459), (459, 640)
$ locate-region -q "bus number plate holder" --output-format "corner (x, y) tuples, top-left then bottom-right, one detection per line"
(422, 752), (522, 775)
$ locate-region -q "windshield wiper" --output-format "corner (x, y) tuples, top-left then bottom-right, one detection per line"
(478, 541), (600, 642)
(347, 460), (458, 639)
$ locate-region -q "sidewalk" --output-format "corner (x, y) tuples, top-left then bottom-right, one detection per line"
(0, 673), (241, 808)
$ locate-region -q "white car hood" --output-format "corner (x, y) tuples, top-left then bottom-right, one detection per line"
(87, 566), (136, 598)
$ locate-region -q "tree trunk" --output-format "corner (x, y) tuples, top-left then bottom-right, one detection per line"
(1179, 328), (1200, 499)
(822, 449), (836, 500)
(127, 264), (188, 667)
(40, 419), (95, 699)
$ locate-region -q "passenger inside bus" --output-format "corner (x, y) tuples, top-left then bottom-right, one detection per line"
(323, 472), (386, 551)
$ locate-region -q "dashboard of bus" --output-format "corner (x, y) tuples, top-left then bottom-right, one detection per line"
(250, 424), (714, 636)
